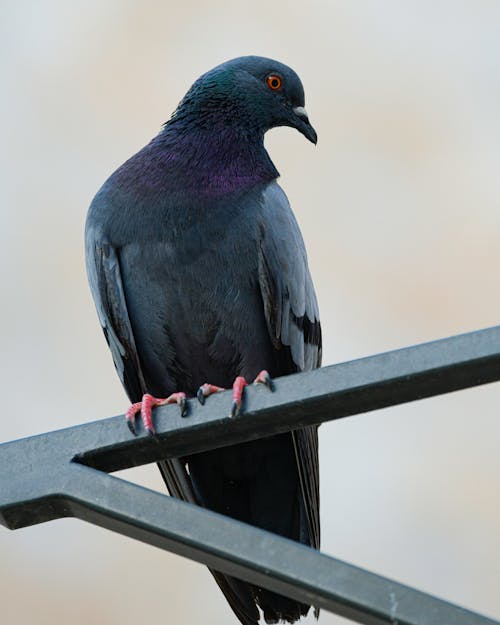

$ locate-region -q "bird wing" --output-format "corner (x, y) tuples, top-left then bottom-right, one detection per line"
(85, 234), (145, 400)
(258, 183), (321, 550)
(85, 228), (197, 501)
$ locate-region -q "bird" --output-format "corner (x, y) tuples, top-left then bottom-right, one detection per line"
(85, 56), (321, 625)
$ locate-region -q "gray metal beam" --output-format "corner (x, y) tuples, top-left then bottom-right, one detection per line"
(1, 325), (499, 624)
(1, 324), (500, 480)
(5, 463), (500, 625)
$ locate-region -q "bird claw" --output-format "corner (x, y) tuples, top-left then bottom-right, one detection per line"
(178, 394), (188, 418)
(196, 383), (224, 405)
(231, 399), (241, 418)
(125, 391), (188, 435)
(254, 369), (274, 392)
(229, 376), (248, 418)
(127, 416), (137, 437)
(126, 401), (142, 436)
(197, 387), (206, 405)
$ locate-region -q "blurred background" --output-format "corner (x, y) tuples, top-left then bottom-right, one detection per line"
(1, 1), (499, 623)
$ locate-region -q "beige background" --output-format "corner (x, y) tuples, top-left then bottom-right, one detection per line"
(1, 2), (499, 624)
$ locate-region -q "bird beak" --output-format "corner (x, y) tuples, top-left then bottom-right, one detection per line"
(291, 106), (318, 145)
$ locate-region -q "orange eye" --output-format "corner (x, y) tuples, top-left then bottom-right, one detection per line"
(266, 74), (282, 90)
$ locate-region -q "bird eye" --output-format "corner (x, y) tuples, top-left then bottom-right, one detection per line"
(266, 74), (282, 90)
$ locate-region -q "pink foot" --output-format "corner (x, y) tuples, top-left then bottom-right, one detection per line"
(253, 369), (274, 391)
(231, 371), (274, 417)
(196, 371), (274, 418)
(230, 376), (248, 417)
(126, 391), (187, 436)
(196, 383), (225, 405)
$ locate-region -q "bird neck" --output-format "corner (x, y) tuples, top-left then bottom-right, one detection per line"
(153, 119), (279, 197)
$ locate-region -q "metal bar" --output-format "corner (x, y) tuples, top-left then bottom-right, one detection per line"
(1, 325), (500, 481)
(1, 326), (499, 624)
(53, 323), (500, 471)
(13, 463), (500, 625)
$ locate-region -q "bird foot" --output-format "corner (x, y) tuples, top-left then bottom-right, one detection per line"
(253, 369), (274, 391)
(230, 376), (249, 417)
(196, 383), (225, 405)
(126, 391), (187, 436)
(196, 370), (273, 418)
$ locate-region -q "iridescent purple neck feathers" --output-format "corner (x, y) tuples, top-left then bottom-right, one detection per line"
(113, 120), (279, 200)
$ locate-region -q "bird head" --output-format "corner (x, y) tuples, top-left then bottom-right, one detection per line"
(170, 56), (317, 145)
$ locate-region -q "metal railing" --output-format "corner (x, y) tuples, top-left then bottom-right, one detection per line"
(1, 325), (500, 625)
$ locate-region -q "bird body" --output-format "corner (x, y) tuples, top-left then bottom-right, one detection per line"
(86, 56), (321, 624)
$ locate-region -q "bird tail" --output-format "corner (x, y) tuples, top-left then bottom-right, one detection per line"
(256, 587), (313, 624)
(212, 570), (315, 625)
(156, 449), (319, 625)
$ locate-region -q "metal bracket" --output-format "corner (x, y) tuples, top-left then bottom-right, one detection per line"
(2, 325), (500, 625)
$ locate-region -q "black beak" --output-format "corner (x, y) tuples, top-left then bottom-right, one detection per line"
(291, 106), (317, 145)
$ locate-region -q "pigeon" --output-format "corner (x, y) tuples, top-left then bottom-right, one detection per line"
(85, 56), (321, 625)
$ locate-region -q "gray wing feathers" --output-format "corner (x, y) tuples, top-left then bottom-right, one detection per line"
(258, 183), (321, 371)
(258, 183), (321, 552)
(85, 232), (146, 396)
(85, 229), (197, 510)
